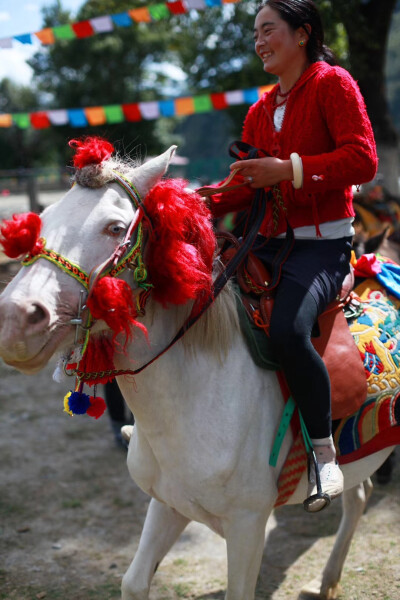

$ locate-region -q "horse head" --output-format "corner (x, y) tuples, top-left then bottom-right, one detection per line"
(0, 137), (215, 377)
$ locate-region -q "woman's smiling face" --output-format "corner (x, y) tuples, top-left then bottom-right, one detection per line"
(253, 5), (306, 77)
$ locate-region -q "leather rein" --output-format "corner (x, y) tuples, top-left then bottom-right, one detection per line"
(21, 144), (283, 382)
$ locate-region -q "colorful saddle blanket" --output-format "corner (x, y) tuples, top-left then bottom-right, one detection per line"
(334, 278), (400, 462)
(273, 276), (400, 506)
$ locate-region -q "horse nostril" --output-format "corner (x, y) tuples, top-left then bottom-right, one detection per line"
(26, 303), (48, 325)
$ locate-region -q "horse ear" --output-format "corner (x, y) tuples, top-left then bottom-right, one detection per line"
(131, 146), (177, 197)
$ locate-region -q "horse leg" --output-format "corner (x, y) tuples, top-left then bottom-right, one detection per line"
(375, 450), (395, 484)
(121, 498), (190, 600)
(301, 479), (373, 599)
(223, 509), (271, 600)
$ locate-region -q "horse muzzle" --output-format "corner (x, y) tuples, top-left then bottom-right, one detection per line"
(0, 295), (67, 372)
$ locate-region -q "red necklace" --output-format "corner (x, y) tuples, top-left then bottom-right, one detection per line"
(276, 83), (294, 98)
(272, 81), (297, 110)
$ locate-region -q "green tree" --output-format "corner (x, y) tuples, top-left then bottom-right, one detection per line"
(174, 0), (399, 191)
(167, 1), (350, 176)
(0, 78), (55, 168)
(2, 0), (398, 187)
(386, 3), (400, 135)
(330, 0), (399, 195)
(27, 0), (182, 164)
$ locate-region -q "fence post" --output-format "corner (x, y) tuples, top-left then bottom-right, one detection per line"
(26, 172), (40, 213)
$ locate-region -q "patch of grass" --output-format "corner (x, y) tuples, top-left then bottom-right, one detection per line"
(0, 580), (122, 600)
(0, 498), (23, 517)
(64, 427), (95, 440)
(173, 558), (188, 567)
(112, 496), (134, 508)
(173, 582), (193, 597)
(61, 499), (83, 509)
(84, 580), (121, 599)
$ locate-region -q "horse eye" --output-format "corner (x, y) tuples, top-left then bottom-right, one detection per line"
(107, 223), (125, 236)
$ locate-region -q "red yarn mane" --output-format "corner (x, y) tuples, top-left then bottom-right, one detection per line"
(0, 212), (43, 259)
(144, 179), (215, 308)
(87, 277), (148, 346)
(69, 136), (114, 168)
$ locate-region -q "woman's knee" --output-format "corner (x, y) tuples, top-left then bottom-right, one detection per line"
(269, 318), (306, 354)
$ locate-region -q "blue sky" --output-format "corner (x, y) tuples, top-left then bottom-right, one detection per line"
(0, 1), (85, 83)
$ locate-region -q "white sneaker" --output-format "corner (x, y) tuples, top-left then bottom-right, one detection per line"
(304, 444), (344, 513)
(121, 425), (134, 444)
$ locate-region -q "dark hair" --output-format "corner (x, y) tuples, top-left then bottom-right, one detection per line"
(257, 0), (337, 66)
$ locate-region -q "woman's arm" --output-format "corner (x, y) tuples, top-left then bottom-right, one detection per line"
(300, 67), (378, 193)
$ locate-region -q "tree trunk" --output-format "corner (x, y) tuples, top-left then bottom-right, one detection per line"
(337, 0), (399, 196)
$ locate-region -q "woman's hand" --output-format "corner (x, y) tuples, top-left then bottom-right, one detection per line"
(230, 157), (293, 188)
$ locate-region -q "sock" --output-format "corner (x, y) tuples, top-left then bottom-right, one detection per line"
(310, 435), (336, 463)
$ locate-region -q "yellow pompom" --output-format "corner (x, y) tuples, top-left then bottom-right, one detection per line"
(63, 391), (73, 416)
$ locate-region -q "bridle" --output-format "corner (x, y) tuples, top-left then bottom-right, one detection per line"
(17, 142), (273, 386)
(22, 172), (148, 290)
(21, 172), (152, 375)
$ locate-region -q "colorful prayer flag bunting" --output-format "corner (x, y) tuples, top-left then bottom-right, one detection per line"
(35, 28), (56, 45)
(90, 16), (114, 33)
(30, 112), (51, 129)
(68, 108), (88, 127)
(111, 13), (133, 27)
(104, 105), (125, 123)
(0, 114), (12, 127)
(14, 34), (32, 45)
(72, 21), (95, 39)
(2, 0), (243, 50)
(0, 85), (274, 130)
(85, 107), (107, 126)
(53, 24), (75, 40)
(47, 109), (69, 126)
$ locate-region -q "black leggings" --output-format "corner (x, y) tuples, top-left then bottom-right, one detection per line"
(252, 236), (352, 438)
(269, 279), (331, 439)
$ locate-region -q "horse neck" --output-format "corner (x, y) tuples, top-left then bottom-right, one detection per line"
(113, 299), (195, 415)
(113, 296), (285, 451)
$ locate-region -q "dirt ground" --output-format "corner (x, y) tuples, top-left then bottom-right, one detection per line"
(0, 262), (399, 600)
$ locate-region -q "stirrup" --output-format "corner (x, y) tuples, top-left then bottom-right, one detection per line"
(303, 449), (331, 513)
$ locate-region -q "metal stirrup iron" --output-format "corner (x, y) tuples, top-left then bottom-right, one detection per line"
(303, 448), (331, 512)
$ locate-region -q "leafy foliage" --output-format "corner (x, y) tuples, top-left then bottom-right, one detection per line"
(387, 2), (400, 133)
(0, 0), (398, 175)
(0, 79), (56, 169)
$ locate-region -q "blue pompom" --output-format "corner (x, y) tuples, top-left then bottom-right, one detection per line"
(67, 391), (91, 415)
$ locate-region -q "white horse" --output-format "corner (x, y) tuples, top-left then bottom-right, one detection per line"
(0, 142), (395, 600)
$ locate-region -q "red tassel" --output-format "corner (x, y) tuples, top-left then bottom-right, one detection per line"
(144, 179), (215, 308)
(77, 334), (116, 384)
(87, 277), (148, 346)
(0, 212), (43, 258)
(69, 136), (114, 168)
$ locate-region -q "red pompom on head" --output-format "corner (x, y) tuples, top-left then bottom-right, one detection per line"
(87, 276), (148, 345)
(144, 179), (215, 308)
(69, 136), (115, 169)
(0, 212), (43, 259)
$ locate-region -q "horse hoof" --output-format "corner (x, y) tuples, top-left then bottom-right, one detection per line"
(299, 577), (323, 598)
(121, 425), (134, 443)
(300, 578), (341, 600)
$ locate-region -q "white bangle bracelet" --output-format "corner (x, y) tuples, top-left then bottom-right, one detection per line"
(290, 152), (303, 189)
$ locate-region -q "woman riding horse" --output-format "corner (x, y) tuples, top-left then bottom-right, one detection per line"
(206, 0), (378, 511)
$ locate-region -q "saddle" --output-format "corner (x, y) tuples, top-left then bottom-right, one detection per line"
(220, 235), (367, 420)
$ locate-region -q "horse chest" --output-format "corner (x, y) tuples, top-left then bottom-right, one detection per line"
(129, 451), (224, 531)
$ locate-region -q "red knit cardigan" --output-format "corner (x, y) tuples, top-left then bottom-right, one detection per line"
(210, 61), (378, 237)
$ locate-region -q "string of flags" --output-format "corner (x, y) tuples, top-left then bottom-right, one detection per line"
(0, 85), (274, 129)
(0, 0), (241, 49)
